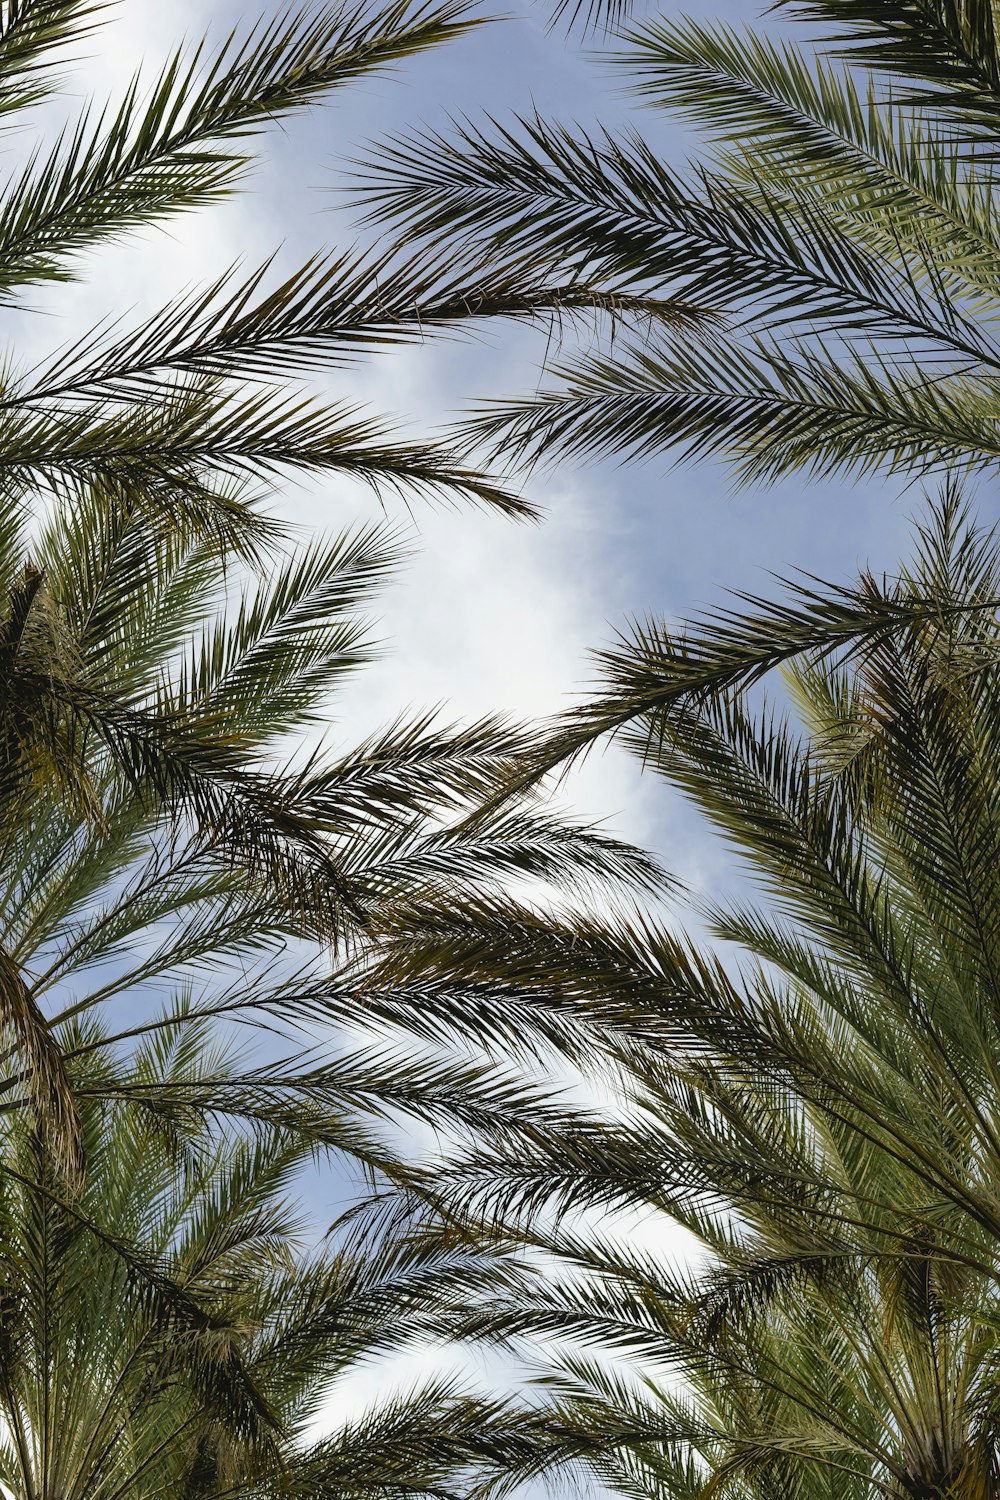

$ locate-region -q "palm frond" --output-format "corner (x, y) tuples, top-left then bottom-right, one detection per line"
(0, 0), (486, 297)
(774, 0), (1000, 134)
(0, 1), (104, 114)
(23, 250), (712, 401)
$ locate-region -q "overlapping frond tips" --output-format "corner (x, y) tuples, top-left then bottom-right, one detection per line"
(538, 0), (654, 49)
(464, 550), (1000, 815)
(772, 0), (1000, 131)
(354, 98), (1000, 487)
(0, 1), (105, 114)
(37, 674), (370, 937)
(456, 333), (1000, 482)
(0, 0), (488, 298)
(353, 5), (1000, 486)
(0, 380), (533, 520)
(175, 522), (402, 742)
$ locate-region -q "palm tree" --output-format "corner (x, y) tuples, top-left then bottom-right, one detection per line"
(0, 8), (702, 1491)
(0, 476), (656, 1497)
(0, 472), (658, 1207)
(0, 0), (683, 1173)
(0, 1017), (566, 1500)
(0, 0), (705, 536)
(354, 0), (1000, 489)
(345, 491), (1000, 1500)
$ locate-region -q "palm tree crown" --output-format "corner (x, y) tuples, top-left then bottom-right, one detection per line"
(0, 1020), (565, 1500)
(0, 11), (672, 1472)
(355, 0), (1000, 491)
(349, 493), (1000, 1500)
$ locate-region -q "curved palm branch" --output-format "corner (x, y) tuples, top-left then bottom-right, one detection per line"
(354, 6), (1000, 488)
(347, 494), (1000, 1500)
(0, 479), (652, 1186)
(0, 0), (700, 530)
(0, 1034), (566, 1500)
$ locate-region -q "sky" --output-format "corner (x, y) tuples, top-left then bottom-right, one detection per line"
(7, 0), (949, 1465)
(19, 0), (922, 896)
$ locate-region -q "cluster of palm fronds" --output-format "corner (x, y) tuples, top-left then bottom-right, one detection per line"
(0, 469), (655, 1492)
(0, 2), (661, 1495)
(357, 0), (1000, 487)
(13, 1), (1000, 1499)
(344, 5), (1000, 1500)
(368, 488), (1000, 1500)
